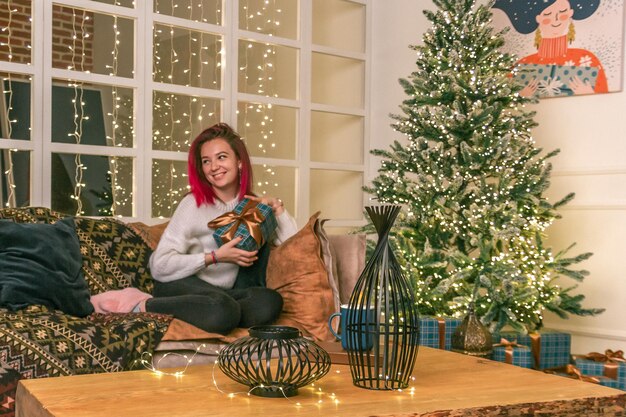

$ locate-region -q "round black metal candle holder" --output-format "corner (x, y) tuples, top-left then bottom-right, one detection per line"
(217, 325), (331, 397)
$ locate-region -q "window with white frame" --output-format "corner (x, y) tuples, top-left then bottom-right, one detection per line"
(0, 0), (368, 229)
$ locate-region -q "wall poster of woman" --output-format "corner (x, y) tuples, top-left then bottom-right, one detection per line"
(491, 0), (624, 98)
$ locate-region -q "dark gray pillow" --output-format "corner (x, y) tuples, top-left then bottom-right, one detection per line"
(0, 217), (94, 317)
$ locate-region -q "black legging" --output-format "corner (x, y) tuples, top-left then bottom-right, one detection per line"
(146, 244), (280, 334)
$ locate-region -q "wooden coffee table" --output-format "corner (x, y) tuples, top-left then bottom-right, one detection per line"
(16, 346), (625, 417)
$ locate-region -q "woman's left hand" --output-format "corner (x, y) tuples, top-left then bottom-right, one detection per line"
(245, 194), (285, 216)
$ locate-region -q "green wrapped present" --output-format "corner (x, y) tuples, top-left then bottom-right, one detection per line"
(573, 350), (626, 391)
(491, 338), (534, 369)
(418, 317), (462, 350)
(208, 198), (277, 251)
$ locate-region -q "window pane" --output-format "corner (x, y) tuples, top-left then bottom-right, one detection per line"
(1, 73), (31, 141)
(152, 159), (188, 218)
(239, 0), (298, 40)
(238, 40), (298, 99)
(313, 0), (365, 52)
(154, 0), (222, 25)
(91, 0), (134, 8)
(0, 0), (32, 65)
(252, 164), (295, 215)
(311, 111), (363, 164)
(51, 153), (133, 217)
(152, 91), (221, 152)
(312, 53), (364, 108)
(238, 102), (297, 159)
(51, 79), (134, 148)
(153, 24), (222, 89)
(0, 149), (29, 208)
(310, 169), (362, 220)
(52, 5), (134, 78)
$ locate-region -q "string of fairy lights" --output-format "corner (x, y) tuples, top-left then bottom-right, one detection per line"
(107, 15), (121, 216)
(1, 1), (301, 218)
(136, 344), (419, 409)
(239, 0), (282, 197)
(1, 0), (17, 208)
(151, 1), (223, 217)
(69, 8), (87, 215)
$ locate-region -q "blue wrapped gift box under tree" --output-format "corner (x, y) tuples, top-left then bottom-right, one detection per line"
(419, 317), (462, 350)
(572, 350), (626, 391)
(208, 198), (277, 252)
(496, 330), (571, 370)
(491, 338), (534, 369)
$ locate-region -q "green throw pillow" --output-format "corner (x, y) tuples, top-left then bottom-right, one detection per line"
(0, 217), (94, 317)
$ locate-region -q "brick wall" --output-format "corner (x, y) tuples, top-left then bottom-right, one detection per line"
(0, 0), (31, 64)
(52, 5), (94, 71)
(0, 1), (93, 71)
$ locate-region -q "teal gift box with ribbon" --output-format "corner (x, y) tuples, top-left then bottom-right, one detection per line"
(491, 338), (534, 369)
(496, 330), (571, 370)
(572, 350), (626, 391)
(208, 198), (277, 251)
(418, 317), (462, 350)
(493, 329), (572, 369)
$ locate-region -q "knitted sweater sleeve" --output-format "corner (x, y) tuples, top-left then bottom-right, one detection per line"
(148, 196), (210, 283)
(273, 210), (298, 245)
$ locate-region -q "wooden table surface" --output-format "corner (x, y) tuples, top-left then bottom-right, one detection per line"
(16, 346), (626, 417)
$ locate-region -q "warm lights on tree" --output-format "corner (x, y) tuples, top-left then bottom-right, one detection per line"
(365, 0), (602, 333)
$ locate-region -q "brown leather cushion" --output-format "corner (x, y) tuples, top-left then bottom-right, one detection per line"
(160, 318), (247, 343)
(266, 212), (336, 342)
(127, 221), (169, 250)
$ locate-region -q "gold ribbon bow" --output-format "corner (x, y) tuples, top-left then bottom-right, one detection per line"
(605, 349), (625, 362)
(207, 200), (266, 247)
(573, 349), (625, 380)
(493, 338), (525, 364)
(545, 364), (600, 384)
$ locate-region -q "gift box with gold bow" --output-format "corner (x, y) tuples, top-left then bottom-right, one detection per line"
(491, 338), (534, 368)
(572, 350), (626, 391)
(418, 317), (462, 350)
(497, 330), (571, 370)
(208, 198), (277, 252)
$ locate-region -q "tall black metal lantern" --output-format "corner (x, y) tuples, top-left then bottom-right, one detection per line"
(347, 205), (420, 390)
(217, 325), (331, 397)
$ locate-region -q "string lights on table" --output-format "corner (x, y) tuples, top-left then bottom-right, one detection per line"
(137, 334), (420, 412)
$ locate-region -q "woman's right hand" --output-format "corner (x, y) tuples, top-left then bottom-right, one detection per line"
(569, 76), (595, 95)
(519, 78), (538, 97)
(207, 236), (258, 267)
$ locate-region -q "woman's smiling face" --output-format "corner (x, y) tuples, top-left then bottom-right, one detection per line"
(536, 0), (574, 39)
(201, 138), (241, 201)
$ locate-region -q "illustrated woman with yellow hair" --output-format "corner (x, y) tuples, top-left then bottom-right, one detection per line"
(494, 0), (608, 97)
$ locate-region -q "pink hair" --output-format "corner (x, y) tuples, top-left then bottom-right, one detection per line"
(187, 123), (254, 206)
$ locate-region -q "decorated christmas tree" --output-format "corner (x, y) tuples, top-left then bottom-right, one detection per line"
(365, 0), (603, 333)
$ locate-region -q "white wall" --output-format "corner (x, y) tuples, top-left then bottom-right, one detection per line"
(370, 0), (626, 354)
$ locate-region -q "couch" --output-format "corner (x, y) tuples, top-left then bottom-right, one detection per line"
(0, 206), (366, 417)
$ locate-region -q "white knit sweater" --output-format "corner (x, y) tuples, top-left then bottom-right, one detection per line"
(149, 194), (298, 289)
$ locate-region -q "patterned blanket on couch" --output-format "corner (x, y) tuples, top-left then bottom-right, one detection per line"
(0, 207), (172, 417)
